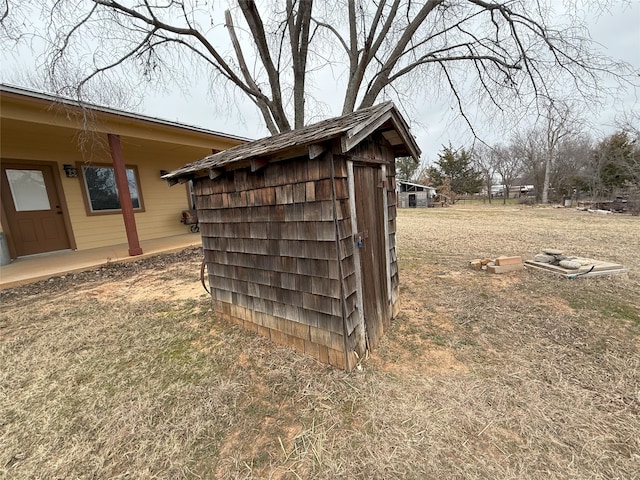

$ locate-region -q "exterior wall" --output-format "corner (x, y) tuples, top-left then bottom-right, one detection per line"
(332, 154), (360, 370)
(195, 154), (352, 369)
(386, 165), (401, 319)
(194, 134), (400, 370)
(1, 133), (198, 250)
(398, 191), (429, 208)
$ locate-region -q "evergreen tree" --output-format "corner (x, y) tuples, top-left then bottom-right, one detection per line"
(395, 156), (420, 181)
(428, 145), (483, 195)
(596, 132), (635, 191)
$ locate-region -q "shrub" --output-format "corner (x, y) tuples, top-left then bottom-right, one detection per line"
(518, 196), (536, 206)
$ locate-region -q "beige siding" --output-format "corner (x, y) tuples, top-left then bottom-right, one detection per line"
(1, 121), (235, 251)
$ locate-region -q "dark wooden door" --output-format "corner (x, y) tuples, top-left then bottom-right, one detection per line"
(354, 165), (389, 349)
(1, 162), (71, 256)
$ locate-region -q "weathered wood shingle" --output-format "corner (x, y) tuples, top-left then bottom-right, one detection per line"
(167, 102), (418, 370)
(164, 102), (419, 182)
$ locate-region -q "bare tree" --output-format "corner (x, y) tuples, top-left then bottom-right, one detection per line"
(2, 1), (636, 134)
(551, 134), (593, 200)
(0, 0), (33, 43)
(2, 66), (140, 111)
(511, 128), (545, 201)
(539, 100), (580, 203)
(510, 100), (582, 203)
(472, 144), (497, 203)
(415, 160), (434, 186)
(511, 116), (590, 204)
(493, 144), (522, 204)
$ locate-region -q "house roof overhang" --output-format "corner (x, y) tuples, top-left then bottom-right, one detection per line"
(0, 84), (249, 153)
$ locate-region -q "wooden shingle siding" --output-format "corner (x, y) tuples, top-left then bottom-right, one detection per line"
(196, 155), (348, 368)
(167, 103), (420, 370)
(386, 164), (400, 316)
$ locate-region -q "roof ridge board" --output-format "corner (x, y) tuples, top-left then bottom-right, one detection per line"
(341, 108), (395, 155)
(344, 101), (395, 136)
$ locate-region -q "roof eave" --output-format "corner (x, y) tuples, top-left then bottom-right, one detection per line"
(164, 102), (421, 182)
(0, 83), (250, 144)
(342, 106), (421, 161)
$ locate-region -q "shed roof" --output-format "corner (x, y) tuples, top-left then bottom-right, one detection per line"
(164, 102), (421, 182)
(398, 180), (436, 192)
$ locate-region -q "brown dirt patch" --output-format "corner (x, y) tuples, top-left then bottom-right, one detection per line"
(81, 266), (205, 303)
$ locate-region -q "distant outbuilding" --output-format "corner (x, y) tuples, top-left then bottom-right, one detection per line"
(165, 102), (421, 370)
(397, 180), (436, 208)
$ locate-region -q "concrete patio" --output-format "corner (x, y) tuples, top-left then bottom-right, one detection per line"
(0, 233), (202, 289)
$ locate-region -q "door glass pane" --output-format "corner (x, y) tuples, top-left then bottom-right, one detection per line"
(6, 169), (51, 211)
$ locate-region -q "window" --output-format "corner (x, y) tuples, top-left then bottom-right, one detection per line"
(187, 179), (196, 209)
(80, 164), (144, 214)
(6, 169), (51, 211)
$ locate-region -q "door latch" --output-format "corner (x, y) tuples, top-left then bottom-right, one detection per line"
(354, 230), (368, 248)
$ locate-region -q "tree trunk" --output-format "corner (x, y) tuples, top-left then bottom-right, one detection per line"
(542, 150), (552, 203)
(287, 0), (312, 129)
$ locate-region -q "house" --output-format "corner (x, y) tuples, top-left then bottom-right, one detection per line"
(164, 102), (421, 370)
(0, 84), (247, 262)
(397, 180), (436, 207)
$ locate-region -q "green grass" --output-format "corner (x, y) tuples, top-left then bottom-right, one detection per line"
(567, 294), (640, 327)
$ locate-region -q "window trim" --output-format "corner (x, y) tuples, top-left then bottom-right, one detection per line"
(187, 179), (197, 209)
(77, 162), (145, 216)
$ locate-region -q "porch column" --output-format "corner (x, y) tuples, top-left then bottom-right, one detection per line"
(107, 133), (143, 256)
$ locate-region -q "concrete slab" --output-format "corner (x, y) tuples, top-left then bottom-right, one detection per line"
(0, 233), (202, 289)
(524, 258), (628, 279)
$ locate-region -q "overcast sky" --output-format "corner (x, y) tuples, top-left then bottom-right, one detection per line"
(2, 1), (639, 164)
(141, 1), (640, 163)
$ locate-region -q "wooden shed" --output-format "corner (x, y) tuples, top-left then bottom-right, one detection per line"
(164, 102), (421, 370)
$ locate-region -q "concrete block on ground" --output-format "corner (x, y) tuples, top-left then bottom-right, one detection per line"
(487, 263), (524, 274)
(495, 256), (523, 266)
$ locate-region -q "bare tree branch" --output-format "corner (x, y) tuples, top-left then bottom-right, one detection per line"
(238, 0), (290, 132)
(224, 9), (278, 134)
(3, 0), (634, 138)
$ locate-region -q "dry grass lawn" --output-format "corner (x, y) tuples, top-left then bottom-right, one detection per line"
(1, 205), (639, 479)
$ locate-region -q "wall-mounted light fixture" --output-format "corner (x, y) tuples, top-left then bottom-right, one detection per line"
(160, 170), (169, 178)
(63, 164), (77, 178)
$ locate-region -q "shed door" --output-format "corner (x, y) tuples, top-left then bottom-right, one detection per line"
(1, 162), (71, 256)
(354, 165), (389, 349)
